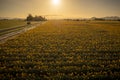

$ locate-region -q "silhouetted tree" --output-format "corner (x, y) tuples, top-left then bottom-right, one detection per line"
(26, 14), (47, 21)
(26, 14), (33, 21)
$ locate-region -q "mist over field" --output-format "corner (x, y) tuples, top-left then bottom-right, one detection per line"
(0, 0), (120, 18)
(0, 0), (120, 80)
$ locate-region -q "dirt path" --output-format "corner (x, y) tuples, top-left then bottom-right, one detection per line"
(0, 21), (46, 43)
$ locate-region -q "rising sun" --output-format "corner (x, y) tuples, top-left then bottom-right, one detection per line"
(52, 0), (60, 5)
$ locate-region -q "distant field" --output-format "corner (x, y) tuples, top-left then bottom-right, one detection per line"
(0, 20), (120, 79)
(0, 20), (41, 36)
(0, 20), (26, 29)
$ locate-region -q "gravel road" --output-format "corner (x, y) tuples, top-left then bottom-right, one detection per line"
(0, 21), (46, 43)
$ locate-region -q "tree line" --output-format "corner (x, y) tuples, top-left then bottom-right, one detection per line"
(26, 14), (47, 21)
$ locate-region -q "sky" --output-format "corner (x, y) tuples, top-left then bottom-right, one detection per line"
(0, 0), (120, 19)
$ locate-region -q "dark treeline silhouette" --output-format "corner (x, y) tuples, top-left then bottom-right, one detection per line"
(26, 14), (47, 21)
(64, 16), (120, 21)
(90, 16), (120, 21)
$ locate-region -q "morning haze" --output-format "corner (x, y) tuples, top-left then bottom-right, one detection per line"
(0, 0), (120, 19)
(0, 0), (120, 80)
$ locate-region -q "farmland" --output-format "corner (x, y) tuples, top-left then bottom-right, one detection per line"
(0, 20), (26, 29)
(0, 20), (120, 79)
(0, 20), (43, 41)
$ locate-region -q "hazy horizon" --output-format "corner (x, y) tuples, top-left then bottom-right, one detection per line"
(0, 0), (120, 19)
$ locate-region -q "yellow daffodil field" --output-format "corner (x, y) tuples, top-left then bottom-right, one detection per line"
(0, 20), (120, 79)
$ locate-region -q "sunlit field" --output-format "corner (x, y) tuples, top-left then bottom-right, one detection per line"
(0, 20), (120, 79)
(0, 20), (26, 29)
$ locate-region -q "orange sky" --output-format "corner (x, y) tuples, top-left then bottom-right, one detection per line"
(0, 0), (120, 19)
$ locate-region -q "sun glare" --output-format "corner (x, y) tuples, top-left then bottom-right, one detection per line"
(52, 0), (60, 5)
